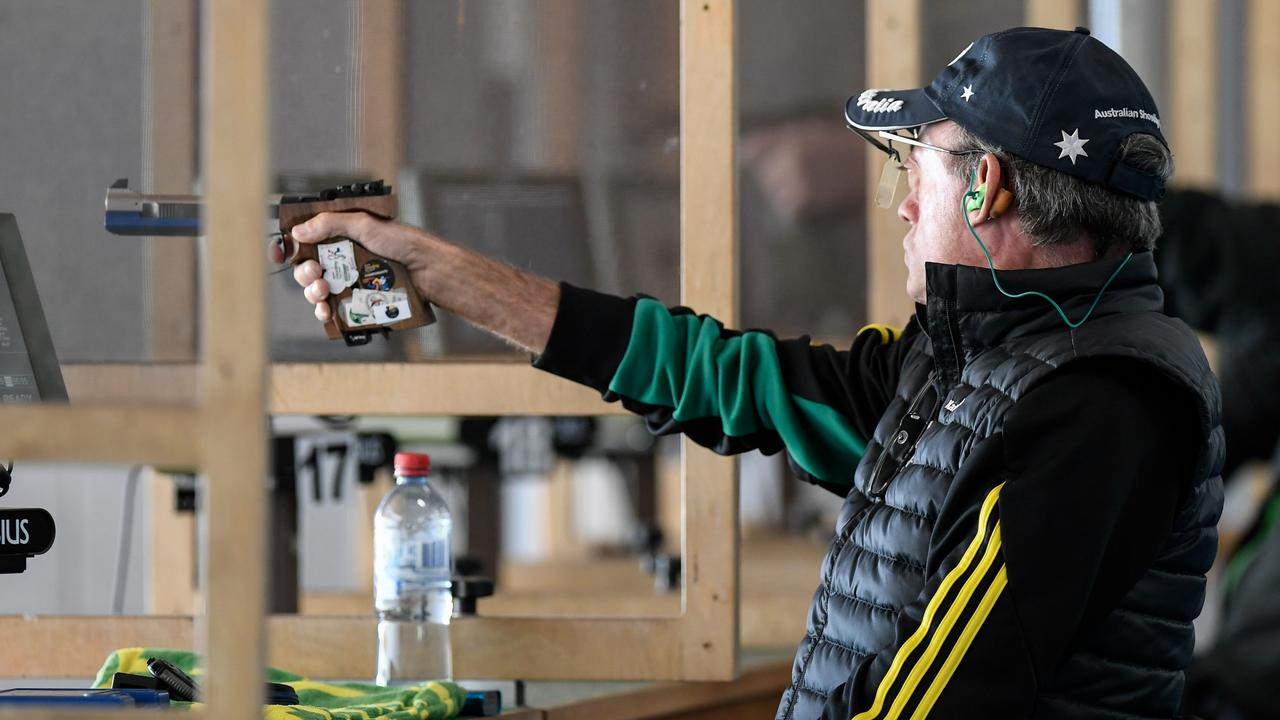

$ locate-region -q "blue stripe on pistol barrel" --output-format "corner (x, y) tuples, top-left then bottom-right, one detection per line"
(104, 211), (201, 236)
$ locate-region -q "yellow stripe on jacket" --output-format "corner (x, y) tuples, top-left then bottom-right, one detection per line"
(851, 483), (1006, 720)
(911, 565), (1009, 719)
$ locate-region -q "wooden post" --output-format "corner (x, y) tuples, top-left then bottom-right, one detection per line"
(865, 0), (921, 328)
(143, 0), (199, 618)
(147, 471), (197, 614)
(356, 0), (405, 187)
(143, 0), (198, 362)
(531, 1), (585, 172)
(200, 0), (268, 718)
(1169, 0), (1218, 188)
(1024, 0), (1081, 29)
(1246, 0), (1280, 198)
(679, 0), (739, 681)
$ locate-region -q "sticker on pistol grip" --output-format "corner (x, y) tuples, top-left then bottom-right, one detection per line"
(359, 258), (396, 291)
(318, 239), (359, 291)
(341, 298), (378, 327)
(352, 288), (412, 325)
(373, 297), (411, 324)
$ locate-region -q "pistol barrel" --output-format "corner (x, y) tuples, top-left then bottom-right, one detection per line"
(104, 179), (282, 236)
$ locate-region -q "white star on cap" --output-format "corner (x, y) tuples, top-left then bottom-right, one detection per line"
(961, 85), (974, 102)
(1054, 129), (1090, 165)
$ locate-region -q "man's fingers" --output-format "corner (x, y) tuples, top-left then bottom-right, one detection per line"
(304, 278), (330, 304)
(293, 260), (322, 287)
(291, 211), (367, 245)
(314, 302), (332, 322)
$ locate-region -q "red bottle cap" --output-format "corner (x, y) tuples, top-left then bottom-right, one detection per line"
(394, 452), (431, 475)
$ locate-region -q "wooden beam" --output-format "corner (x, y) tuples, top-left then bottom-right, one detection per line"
(272, 362), (627, 416)
(456, 617), (684, 680)
(865, 0), (921, 329)
(144, 0), (198, 361)
(298, 590), (806, 650)
(318, 616), (686, 680)
(679, 0), (739, 682)
(1024, 0), (1081, 29)
(62, 362), (630, 415)
(542, 661), (791, 720)
(0, 406), (199, 466)
(0, 616), (195, 678)
(0, 597), (794, 683)
(63, 363), (196, 405)
(200, 0), (268, 719)
(498, 557), (660, 594)
(2, 615), (691, 681)
(356, 0), (405, 186)
(1169, 0), (1217, 188)
(1246, 0), (1280, 198)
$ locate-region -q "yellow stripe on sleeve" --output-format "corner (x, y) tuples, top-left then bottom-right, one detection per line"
(857, 323), (902, 345)
(851, 483), (1005, 720)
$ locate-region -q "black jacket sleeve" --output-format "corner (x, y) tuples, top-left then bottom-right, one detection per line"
(533, 282), (912, 487)
(819, 359), (1197, 718)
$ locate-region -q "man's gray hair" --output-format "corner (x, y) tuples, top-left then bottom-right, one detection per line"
(948, 126), (1173, 257)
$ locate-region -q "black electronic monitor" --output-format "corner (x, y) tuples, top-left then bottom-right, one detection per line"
(0, 214), (66, 403)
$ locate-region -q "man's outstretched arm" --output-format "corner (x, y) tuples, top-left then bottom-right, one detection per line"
(290, 211), (906, 487)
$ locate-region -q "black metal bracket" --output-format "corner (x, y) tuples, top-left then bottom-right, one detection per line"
(342, 328), (390, 347)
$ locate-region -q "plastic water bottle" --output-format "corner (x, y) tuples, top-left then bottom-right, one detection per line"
(374, 452), (453, 684)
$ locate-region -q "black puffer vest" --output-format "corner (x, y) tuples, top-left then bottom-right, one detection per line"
(778, 253), (1224, 719)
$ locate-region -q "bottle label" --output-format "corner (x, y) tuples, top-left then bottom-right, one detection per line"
(375, 536), (450, 607)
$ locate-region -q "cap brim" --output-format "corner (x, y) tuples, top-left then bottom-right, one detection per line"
(845, 87), (947, 132)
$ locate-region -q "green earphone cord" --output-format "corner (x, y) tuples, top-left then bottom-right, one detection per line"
(962, 167), (1133, 329)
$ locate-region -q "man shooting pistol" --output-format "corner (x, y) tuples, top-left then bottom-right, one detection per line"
(290, 26), (1221, 720)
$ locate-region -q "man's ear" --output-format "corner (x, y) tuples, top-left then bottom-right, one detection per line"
(968, 153), (1014, 226)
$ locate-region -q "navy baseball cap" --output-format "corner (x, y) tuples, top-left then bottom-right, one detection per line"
(845, 26), (1167, 201)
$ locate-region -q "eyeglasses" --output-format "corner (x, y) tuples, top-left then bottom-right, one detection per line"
(847, 125), (984, 208)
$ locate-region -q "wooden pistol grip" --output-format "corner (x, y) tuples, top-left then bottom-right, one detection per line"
(278, 195), (435, 341)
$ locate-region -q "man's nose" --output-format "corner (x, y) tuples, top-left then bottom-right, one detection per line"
(897, 190), (917, 226)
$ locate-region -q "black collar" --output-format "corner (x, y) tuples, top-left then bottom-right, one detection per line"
(915, 251), (1164, 385)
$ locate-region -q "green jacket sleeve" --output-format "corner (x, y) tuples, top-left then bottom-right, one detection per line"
(533, 283), (912, 487)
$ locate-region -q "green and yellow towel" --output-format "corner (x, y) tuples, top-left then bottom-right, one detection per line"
(93, 648), (466, 720)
